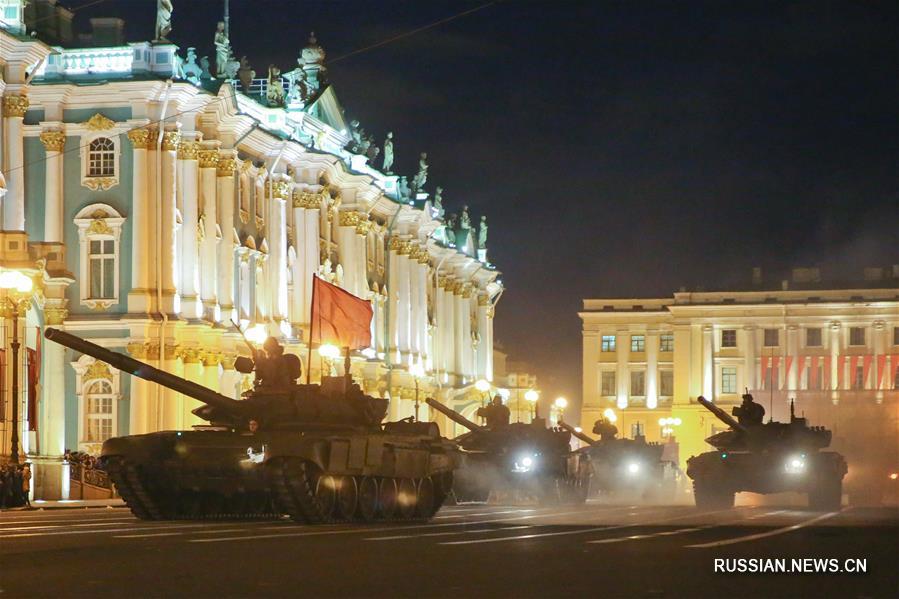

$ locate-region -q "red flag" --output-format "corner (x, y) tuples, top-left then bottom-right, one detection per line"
(310, 275), (373, 350)
(795, 355), (806, 389)
(837, 355), (846, 389)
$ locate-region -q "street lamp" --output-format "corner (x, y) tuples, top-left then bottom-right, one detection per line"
(0, 270), (34, 465)
(245, 323), (268, 345)
(475, 378), (490, 405)
(318, 343), (340, 377)
(524, 389), (539, 420)
(554, 396), (567, 423)
(410, 362), (425, 421)
(603, 407), (617, 423)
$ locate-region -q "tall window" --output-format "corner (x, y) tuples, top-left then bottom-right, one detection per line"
(630, 335), (645, 352)
(659, 370), (673, 396)
(853, 366), (865, 390)
(88, 238), (116, 299)
(721, 367), (737, 394)
(806, 328), (822, 347)
(721, 329), (737, 348)
(88, 137), (115, 177)
(84, 380), (114, 443)
(764, 328), (779, 347)
(630, 370), (645, 396)
(894, 327), (899, 346)
(601, 335), (616, 352)
(659, 334), (674, 352)
(630, 422), (644, 438)
(600, 371), (616, 396)
(849, 327), (865, 346)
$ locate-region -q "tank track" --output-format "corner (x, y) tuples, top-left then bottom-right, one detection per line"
(267, 457), (450, 524)
(105, 456), (278, 520)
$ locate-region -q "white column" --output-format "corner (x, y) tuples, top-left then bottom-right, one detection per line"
(616, 331), (628, 408)
(160, 130), (180, 313)
(416, 260), (428, 361)
(199, 149), (219, 318)
(216, 156), (236, 320)
(397, 251), (412, 359)
(409, 254), (422, 357)
(702, 324), (714, 400)
(454, 290), (465, 379)
(271, 190), (288, 322)
(41, 310), (67, 456)
(787, 324), (799, 391)
(476, 298), (489, 379)
(220, 356), (242, 399)
(442, 282), (456, 378)
(2, 95), (27, 231)
(39, 130), (65, 242)
(387, 240), (402, 361)
(646, 330), (659, 409)
(125, 342), (151, 435)
(485, 305), (494, 382)
(178, 142), (201, 317)
(337, 214), (358, 294)
(356, 231), (368, 299)
(743, 325), (756, 390)
(829, 323), (841, 391)
(127, 128), (152, 312)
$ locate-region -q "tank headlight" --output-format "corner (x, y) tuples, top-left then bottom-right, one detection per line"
(522, 456), (533, 468)
(513, 454), (537, 473)
(626, 462), (641, 475)
(784, 455), (806, 475)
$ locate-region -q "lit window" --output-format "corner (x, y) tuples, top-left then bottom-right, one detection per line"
(659, 334), (674, 352)
(631, 335), (645, 352)
(659, 370), (673, 396)
(88, 238), (116, 299)
(601, 335), (616, 352)
(721, 329), (736, 348)
(721, 367), (737, 394)
(630, 371), (645, 396)
(630, 422), (644, 438)
(849, 327), (865, 346)
(764, 329), (779, 347)
(84, 380), (114, 442)
(88, 137), (115, 177)
(600, 371), (616, 396)
(806, 328), (822, 347)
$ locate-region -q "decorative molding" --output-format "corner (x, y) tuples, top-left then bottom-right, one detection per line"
(83, 176), (118, 191)
(181, 347), (201, 364)
(198, 149), (220, 168)
(84, 113), (116, 131)
(177, 141), (200, 160)
(292, 189), (324, 209)
(265, 180), (291, 200)
(2, 95), (29, 118)
(44, 306), (69, 325)
(126, 128), (152, 150)
(202, 351), (221, 367)
(85, 360), (113, 381)
(161, 130), (181, 151)
(39, 130), (66, 152)
(220, 353), (238, 370)
(216, 157), (237, 177)
(126, 342), (149, 359)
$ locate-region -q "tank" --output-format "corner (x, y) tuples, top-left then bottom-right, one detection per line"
(686, 393), (847, 510)
(426, 398), (591, 505)
(45, 328), (458, 523)
(558, 421), (676, 501)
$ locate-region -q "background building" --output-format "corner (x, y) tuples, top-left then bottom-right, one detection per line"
(0, 2), (503, 499)
(581, 266), (899, 503)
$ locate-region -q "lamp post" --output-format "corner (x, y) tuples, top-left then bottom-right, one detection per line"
(524, 389), (538, 420)
(475, 378), (490, 405)
(0, 270), (34, 465)
(554, 396), (568, 424)
(318, 343), (340, 377)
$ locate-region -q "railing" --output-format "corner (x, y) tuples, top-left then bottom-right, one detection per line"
(68, 462), (116, 499)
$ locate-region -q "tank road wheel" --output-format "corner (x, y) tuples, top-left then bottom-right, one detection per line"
(336, 476), (359, 521)
(378, 478), (398, 519)
(356, 476), (378, 522)
(314, 475), (338, 520)
(397, 478), (418, 520)
(693, 481), (735, 510)
(415, 477), (436, 519)
(808, 474), (843, 511)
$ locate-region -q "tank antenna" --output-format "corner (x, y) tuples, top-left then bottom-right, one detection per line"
(231, 318), (258, 359)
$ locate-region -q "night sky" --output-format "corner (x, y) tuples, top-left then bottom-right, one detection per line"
(74, 0), (898, 416)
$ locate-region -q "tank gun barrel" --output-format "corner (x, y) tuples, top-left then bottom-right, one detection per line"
(557, 421), (597, 446)
(696, 395), (747, 433)
(425, 398), (485, 433)
(44, 328), (242, 420)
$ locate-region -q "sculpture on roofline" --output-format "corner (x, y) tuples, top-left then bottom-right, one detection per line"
(214, 21), (231, 78)
(366, 143), (380, 163)
(460, 205), (471, 230)
(433, 186), (444, 212)
(398, 176), (411, 201)
(238, 56), (255, 92)
(181, 48), (202, 85)
(199, 56), (212, 80)
(412, 152), (428, 193)
(155, 0), (173, 41)
(478, 215), (488, 249)
(382, 132), (395, 173)
(267, 65), (285, 107)
(284, 67), (309, 105)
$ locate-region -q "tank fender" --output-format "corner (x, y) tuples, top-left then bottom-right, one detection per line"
(264, 437), (329, 471)
(99, 433), (178, 464)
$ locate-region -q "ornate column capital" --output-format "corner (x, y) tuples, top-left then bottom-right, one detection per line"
(198, 149), (220, 168)
(181, 347), (201, 364)
(220, 353), (238, 370)
(201, 350), (221, 367)
(126, 128), (152, 150)
(39, 130), (66, 152)
(161, 130), (181, 152)
(216, 157), (237, 177)
(44, 306), (69, 325)
(126, 342), (149, 360)
(2, 95), (29, 118)
(292, 189), (324, 209)
(177, 140), (201, 160)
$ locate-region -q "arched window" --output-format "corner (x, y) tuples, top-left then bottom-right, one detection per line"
(88, 137), (115, 177)
(84, 379), (115, 443)
(74, 204), (125, 310)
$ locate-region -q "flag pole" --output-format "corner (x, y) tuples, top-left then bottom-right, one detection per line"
(306, 275), (316, 384)
(344, 346), (351, 382)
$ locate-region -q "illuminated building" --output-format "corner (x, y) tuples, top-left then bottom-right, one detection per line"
(0, 1), (502, 498)
(580, 267), (899, 502)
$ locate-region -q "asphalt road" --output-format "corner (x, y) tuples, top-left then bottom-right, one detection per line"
(0, 502), (896, 598)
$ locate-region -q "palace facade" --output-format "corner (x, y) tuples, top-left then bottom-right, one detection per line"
(580, 267), (899, 503)
(0, 3), (503, 499)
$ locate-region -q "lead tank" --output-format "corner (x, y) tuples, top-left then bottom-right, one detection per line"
(45, 328), (458, 523)
(426, 398), (591, 505)
(686, 394), (847, 510)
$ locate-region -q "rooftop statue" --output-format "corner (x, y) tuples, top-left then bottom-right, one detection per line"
(382, 132), (395, 173)
(446, 213), (458, 230)
(181, 48), (201, 85)
(199, 56), (212, 81)
(412, 152), (429, 192)
(214, 21), (231, 78)
(347, 120), (362, 152)
(284, 66), (309, 106)
(398, 176), (411, 201)
(460, 205), (471, 230)
(238, 56), (255, 92)
(433, 186), (444, 212)
(478, 215), (488, 249)
(366, 143), (380, 162)
(267, 65), (285, 107)
(155, 0), (173, 41)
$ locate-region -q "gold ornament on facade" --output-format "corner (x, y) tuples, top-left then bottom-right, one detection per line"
(87, 217), (112, 235)
(2, 95), (29, 118)
(478, 294), (490, 307)
(181, 347), (201, 364)
(84, 113), (115, 130)
(177, 141), (200, 160)
(220, 353), (238, 370)
(202, 351), (221, 367)
(44, 306), (69, 325)
(164, 343), (181, 360)
(216, 157), (237, 177)
(83, 177), (117, 191)
(292, 189), (324, 209)
(264, 180), (290, 200)
(126, 342), (149, 359)
(255, 215), (265, 230)
(198, 149), (220, 168)
(85, 360), (113, 382)
(161, 130), (181, 151)
(39, 130), (66, 152)
(126, 128), (152, 150)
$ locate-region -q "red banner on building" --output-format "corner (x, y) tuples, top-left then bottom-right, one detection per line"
(822, 356), (831, 389)
(837, 355), (846, 389)
(876, 355), (887, 389)
(849, 356), (860, 388)
(862, 355), (872, 390)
